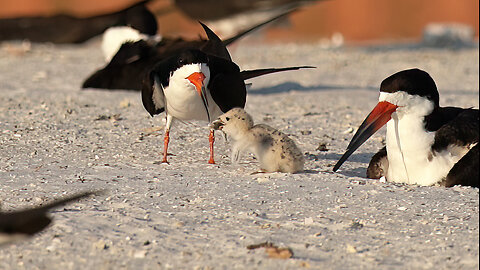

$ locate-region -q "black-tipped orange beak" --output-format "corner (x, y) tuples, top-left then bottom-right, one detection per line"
(333, 101), (398, 172)
(186, 72), (210, 122)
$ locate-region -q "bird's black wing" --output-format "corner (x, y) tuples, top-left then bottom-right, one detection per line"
(431, 108), (479, 153)
(430, 108), (479, 187)
(141, 64), (169, 117)
(443, 144), (479, 187)
(83, 40), (159, 90)
(240, 66), (315, 81)
(199, 22), (232, 61)
(207, 56), (247, 112)
(108, 40), (153, 66)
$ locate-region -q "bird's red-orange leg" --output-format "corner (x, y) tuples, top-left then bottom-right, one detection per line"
(162, 130), (170, 163)
(162, 115), (174, 164)
(208, 129), (215, 164)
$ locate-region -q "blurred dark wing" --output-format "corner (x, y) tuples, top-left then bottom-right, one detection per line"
(0, 191), (96, 236)
(0, 0), (155, 43)
(82, 40), (157, 90)
(82, 38), (207, 91)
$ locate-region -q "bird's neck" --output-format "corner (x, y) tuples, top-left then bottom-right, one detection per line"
(385, 103), (445, 185)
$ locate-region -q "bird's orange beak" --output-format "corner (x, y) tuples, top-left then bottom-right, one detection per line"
(333, 101), (398, 171)
(187, 72), (210, 122)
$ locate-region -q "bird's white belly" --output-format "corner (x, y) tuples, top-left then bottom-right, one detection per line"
(163, 82), (221, 122)
(385, 116), (465, 186)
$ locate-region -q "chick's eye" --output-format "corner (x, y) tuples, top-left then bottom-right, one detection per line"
(225, 117), (230, 121)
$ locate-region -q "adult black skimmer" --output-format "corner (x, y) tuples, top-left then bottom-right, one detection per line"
(333, 68), (479, 187)
(82, 10), (295, 91)
(141, 22), (313, 164)
(0, 191), (97, 245)
(0, 0), (157, 43)
(212, 108), (304, 173)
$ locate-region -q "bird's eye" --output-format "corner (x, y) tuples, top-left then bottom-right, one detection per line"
(178, 58), (185, 65)
(225, 117), (230, 121)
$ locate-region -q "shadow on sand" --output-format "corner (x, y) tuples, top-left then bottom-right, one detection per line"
(305, 151), (376, 178)
(249, 82), (377, 95)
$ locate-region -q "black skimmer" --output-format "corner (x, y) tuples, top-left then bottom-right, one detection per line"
(333, 68), (479, 187)
(141, 22), (313, 164)
(0, 191), (97, 245)
(0, 0), (156, 43)
(82, 10), (296, 91)
(212, 108), (304, 173)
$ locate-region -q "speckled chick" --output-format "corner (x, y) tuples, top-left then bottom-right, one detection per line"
(212, 108), (304, 173)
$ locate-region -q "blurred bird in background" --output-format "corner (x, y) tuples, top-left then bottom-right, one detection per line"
(0, 1), (476, 46)
(82, 10), (297, 91)
(0, 0), (157, 43)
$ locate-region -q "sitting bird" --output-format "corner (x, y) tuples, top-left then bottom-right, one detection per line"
(333, 68), (478, 187)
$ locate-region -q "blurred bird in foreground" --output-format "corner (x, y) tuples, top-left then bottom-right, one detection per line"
(0, 191), (99, 246)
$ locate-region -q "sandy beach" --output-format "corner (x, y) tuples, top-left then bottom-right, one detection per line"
(0, 40), (478, 269)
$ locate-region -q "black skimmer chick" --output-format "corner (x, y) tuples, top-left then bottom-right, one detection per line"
(82, 10), (296, 91)
(141, 22), (313, 164)
(0, 0), (157, 44)
(212, 108), (304, 173)
(333, 68), (479, 187)
(0, 191), (98, 245)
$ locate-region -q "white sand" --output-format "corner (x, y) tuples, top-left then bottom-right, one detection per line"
(0, 40), (478, 269)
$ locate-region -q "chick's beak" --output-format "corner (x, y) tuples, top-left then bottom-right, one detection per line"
(186, 72), (210, 122)
(211, 119), (224, 130)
